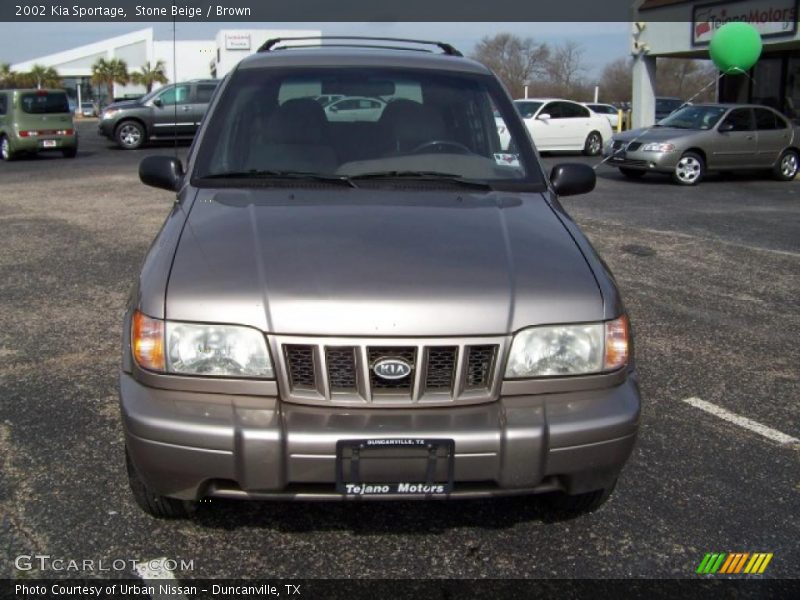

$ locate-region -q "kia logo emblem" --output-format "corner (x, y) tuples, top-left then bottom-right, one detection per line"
(373, 358), (412, 380)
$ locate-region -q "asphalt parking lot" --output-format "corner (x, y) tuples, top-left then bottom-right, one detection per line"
(0, 120), (798, 580)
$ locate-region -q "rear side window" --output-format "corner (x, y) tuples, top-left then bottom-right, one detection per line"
(755, 108), (787, 130)
(20, 92), (70, 114)
(560, 102), (590, 118)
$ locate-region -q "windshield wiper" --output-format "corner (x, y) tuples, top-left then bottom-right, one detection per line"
(200, 170), (357, 188)
(350, 171), (491, 190)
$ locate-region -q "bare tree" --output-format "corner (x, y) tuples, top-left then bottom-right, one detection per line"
(600, 57), (633, 104)
(546, 41), (588, 98)
(471, 33), (550, 99)
(657, 58), (717, 101)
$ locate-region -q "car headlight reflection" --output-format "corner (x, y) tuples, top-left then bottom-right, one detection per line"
(131, 310), (274, 378)
(504, 316), (629, 378)
(641, 142), (676, 153)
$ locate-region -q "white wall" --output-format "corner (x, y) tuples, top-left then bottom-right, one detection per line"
(213, 29), (321, 78)
(153, 40), (217, 88)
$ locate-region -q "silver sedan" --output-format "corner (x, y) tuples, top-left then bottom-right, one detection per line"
(605, 104), (799, 185)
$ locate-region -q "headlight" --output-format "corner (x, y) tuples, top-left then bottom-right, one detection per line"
(131, 311), (274, 378)
(504, 316), (629, 378)
(101, 109), (119, 119)
(641, 142), (675, 153)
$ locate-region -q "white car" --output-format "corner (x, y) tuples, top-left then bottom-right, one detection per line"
(584, 103), (620, 129)
(325, 96), (386, 122)
(514, 98), (613, 155)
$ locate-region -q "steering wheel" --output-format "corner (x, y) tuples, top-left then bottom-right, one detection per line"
(410, 140), (473, 155)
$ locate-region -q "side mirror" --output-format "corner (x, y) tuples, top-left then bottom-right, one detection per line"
(152, 98), (163, 108)
(139, 155), (183, 192)
(718, 121), (734, 132)
(550, 163), (596, 197)
(537, 113), (551, 121)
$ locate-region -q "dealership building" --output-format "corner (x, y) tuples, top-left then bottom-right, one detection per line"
(632, 0), (800, 126)
(9, 26), (320, 106)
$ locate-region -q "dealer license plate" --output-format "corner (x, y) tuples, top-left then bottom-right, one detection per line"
(335, 438), (455, 496)
(41, 140), (57, 148)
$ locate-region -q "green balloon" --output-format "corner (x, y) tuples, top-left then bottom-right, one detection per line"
(709, 22), (763, 74)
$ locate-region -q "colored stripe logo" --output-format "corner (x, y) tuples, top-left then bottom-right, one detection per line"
(696, 553), (773, 574)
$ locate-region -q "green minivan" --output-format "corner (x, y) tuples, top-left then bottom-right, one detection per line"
(0, 89), (78, 161)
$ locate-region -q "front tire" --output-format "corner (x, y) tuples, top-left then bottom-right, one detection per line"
(619, 167), (646, 179)
(773, 149), (799, 181)
(126, 449), (195, 519)
(115, 120), (145, 150)
(672, 151), (704, 185)
(0, 135), (15, 161)
(583, 131), (603, 156)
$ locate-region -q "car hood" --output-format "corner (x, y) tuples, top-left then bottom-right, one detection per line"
(614, 127), (701, 142)
(165, 188), (604, 336)
(104, 100), (141, 111)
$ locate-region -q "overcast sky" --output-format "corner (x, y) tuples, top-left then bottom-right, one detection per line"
(0, 22), (630, 77)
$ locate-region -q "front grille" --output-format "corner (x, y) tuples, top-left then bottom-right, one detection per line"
(612, 140), (625, 151)
(465, 345), (497, 390)
(368, 347), (416, 392)
(626, 142), (642, 151)
(325, 346), (358, 391)
(275, 337), (505, 407)
(285, 345), (316, 389)
(425, 346), (457, 392)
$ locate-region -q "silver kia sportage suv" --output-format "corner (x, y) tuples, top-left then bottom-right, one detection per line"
(121, 37), (641, 518)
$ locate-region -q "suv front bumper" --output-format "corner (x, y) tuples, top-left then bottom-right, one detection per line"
(120, 372), (640, 501)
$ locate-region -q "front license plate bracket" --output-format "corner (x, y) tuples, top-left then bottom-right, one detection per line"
(335, 438), (455, 496)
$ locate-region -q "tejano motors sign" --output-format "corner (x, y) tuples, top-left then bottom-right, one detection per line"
(693, 0), (798, 45)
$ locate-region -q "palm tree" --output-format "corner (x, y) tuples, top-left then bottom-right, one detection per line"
(91, 58), (129, 105)
(28, 64), (61, 89)
(130, 60), (168, 93)
(0, 63), (14, 88)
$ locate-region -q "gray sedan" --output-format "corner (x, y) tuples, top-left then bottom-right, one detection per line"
(605, 104), (799, 185)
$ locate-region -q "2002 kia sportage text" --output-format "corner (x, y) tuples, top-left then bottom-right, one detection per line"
(121, 37), (641, 518)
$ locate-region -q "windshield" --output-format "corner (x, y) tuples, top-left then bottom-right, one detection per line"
(192, 67), (540, 187)
(658, 105), (727, 129)
(20, 92), (69, 114)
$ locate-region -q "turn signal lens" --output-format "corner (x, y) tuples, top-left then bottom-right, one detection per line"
(132, 310), (165, 371)
(604, 315), (630, 371)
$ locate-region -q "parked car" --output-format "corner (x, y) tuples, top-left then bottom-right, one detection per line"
(98, 79), (219, 149)
(324, 96), (386, 122)
(584, 103), (621, 129)
(0, 88), (78, 161)
(606, 103), (799, 185)
(80, 102), (98, 117)
(514, 98), (613, 155)
(655, 97), (684, 122)
(123, 39), (640, 518)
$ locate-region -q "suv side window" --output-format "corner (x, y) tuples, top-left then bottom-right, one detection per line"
(721, 108), (754, 131)
(196, 84), (217, 104)
(157, 84), (191, 106)
(0, 93), (6, 115)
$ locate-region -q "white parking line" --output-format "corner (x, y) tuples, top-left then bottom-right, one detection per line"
(682, 397), (799, 446)
(133, 558), (188, 600)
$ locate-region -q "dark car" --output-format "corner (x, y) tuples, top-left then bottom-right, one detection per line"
(98, 80), (218, 149)
(655, 97), (684, 122)
(122, 37), (640, 518)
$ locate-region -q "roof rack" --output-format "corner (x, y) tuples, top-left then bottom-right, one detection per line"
(257, 36), (463, 57)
